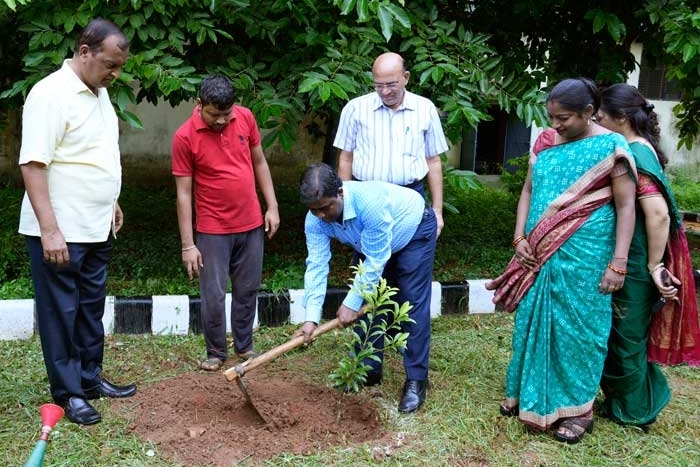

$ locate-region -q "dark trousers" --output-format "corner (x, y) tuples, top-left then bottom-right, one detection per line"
(26, 236), (111, 403)
(354, 208), (437, 381)
(197, 227), (263, 360)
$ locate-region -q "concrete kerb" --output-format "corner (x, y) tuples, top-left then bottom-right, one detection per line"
(0, 280), (497, 341)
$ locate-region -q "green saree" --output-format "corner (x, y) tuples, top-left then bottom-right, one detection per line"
(601, 141), (699, 426)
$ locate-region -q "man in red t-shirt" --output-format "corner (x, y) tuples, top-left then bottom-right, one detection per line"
(172, 75), (280, 371)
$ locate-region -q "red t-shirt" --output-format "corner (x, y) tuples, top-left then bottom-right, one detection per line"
(172, 105), (263, 234)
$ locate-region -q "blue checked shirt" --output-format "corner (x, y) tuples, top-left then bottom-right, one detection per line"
(302, 180), (426, 323)
(333, 90), (449, 185)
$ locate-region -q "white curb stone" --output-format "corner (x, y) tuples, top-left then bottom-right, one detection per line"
(466, 279), (496, 314)
(0, 299), (34, 340)
(152, 295), (191, 335)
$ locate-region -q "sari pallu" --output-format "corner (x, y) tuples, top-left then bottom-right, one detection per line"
(488, 130), (636, 430)
(637, 143), (700, 367)
(486, 130), (634, 312)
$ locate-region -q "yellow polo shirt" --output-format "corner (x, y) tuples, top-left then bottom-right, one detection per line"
(18, 60), (121, 243)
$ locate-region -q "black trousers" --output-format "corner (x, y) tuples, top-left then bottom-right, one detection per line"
(26, 236), (111, 402)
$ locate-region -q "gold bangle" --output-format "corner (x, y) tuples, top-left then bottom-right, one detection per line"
(607, 263), (628, 275)
(181, 245), (197, 252)
(512, 235), (526, 247)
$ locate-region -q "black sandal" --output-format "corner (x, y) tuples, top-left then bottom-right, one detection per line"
(637, 417), (656, 433)
(499, 401), (519, 417)
(554, 413), (594, 444)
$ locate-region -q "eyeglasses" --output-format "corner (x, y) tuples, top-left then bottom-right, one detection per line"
(373, 81), (400, 91)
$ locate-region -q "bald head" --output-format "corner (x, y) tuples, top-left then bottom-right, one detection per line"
(372, 52), (409, 110)
(372, 52), (405, 75)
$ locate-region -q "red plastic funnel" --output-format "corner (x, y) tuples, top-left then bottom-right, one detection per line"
(39, 404), (64, 428)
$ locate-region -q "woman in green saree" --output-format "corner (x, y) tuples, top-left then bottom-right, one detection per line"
(486, 78), (637, 444)
(597, 83), (700, 432)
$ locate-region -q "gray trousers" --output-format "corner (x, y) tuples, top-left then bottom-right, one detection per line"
(197, 227), (263, 360)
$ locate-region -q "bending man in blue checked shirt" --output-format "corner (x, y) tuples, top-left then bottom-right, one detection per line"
(295, 163), (437, 413)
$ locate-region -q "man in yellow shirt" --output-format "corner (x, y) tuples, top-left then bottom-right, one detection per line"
(19, 18), (136, 425)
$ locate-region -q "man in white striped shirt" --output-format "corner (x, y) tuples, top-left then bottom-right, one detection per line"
(335, 52), (449, 236)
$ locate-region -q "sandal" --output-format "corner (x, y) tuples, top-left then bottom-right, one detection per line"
(499, 401), (519, 417)
(554, 413), (594, 444)
(637, 417), (657, 433)
(199, 357), (224, 371)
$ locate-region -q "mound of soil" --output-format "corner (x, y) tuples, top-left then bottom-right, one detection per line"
(114, 368), (387, 466)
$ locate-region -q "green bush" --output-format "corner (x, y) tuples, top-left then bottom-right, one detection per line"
(668, 164), (700, 212)
(1, 171), (696, 300)
(500, 153), (529, 196)
(0, 184), (30, 293)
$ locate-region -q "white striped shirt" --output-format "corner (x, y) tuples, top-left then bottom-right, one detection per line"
(333, 90), (449, 186)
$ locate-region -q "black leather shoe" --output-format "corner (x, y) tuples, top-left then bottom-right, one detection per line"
(398, 379), (427, 413)
(84, 376), (137, 399)
(62, 397), (101, 425)
(364, 372), (383, 387)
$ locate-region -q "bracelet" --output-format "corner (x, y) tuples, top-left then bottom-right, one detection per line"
(181, 245), (197, 252)
(607, 263), (628, 275)
(512, 235), (526, 247)
(648, 263), (664, 274)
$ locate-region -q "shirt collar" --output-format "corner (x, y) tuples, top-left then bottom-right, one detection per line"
(340, 182), (358, 223)
(370, 89), (416, 112)
(61, 59), (101, 97)
(192, 105), (237, 132)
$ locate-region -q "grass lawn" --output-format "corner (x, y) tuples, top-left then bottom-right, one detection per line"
(2, 312), (700, 467)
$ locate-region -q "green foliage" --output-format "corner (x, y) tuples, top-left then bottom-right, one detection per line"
(260, 263), (305, 294)
(0, 184), (29, 295)
(646, 0), (700, 149)
(5, 0), (700, 149)
(500, 153), (530, 196)
(669, 167), (700, 212)
(442, 155), (483, 215)
(445, 185), (518, 245)
(0, 178), (522, 300)
(0, 0), (552, 153)
(1, 0), (29, 10)
(328, 262), (413, 393)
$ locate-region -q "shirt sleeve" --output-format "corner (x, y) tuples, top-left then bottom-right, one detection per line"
(342, 200), (393, 311)
(424, 104), (449, 158)
(302, 214), (332, 323)
(239, 106), (262, 147)
(332, 102), (357, 152)
(18, 85), (64, 166)
(171, 130), (193, 176)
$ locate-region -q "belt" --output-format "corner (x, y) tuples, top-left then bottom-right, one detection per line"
(403, 179), (425, 190)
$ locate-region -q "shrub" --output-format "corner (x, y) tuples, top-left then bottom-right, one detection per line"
(500, 153), (529, 196)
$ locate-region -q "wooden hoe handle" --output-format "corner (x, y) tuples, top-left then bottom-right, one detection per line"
(223, 317), (343, 381)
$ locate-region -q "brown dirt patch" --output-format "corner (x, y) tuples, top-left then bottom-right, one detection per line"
(113, 368), (387, 466)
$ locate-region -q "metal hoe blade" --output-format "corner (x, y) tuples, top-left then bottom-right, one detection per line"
(233, 365), (268, 424)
